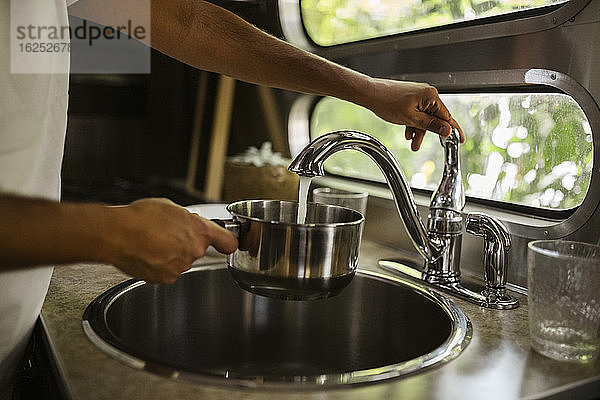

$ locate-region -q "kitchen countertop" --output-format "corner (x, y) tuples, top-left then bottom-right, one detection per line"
(41, 241), (600, 400)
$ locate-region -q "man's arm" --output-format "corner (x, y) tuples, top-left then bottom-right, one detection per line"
(0, 194), (237, 283)
(68, 0), (463, 151)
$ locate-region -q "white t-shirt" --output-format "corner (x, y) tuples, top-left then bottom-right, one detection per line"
(0, 0), (70, 398)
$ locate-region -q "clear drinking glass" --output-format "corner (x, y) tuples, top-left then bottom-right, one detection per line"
(312, 188), (368, 217)
(528, 240), (600, 362)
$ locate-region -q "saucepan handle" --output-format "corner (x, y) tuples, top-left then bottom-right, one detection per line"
(211, 218), (240, 238)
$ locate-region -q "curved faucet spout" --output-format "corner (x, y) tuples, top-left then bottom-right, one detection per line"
(291, 130), (519, 310)
(289, 130), (443, 263)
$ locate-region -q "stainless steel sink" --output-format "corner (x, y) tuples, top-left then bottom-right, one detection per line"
(83, 264), (471, 387)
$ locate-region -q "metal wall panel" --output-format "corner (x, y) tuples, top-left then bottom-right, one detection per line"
(281, 0), (600, 288)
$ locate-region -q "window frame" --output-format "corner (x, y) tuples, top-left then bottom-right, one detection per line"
(288, 68), (600, 239)
(279, 0), (591, 53)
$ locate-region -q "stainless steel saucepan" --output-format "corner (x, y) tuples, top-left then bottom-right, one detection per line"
(213, 200), (364, 300)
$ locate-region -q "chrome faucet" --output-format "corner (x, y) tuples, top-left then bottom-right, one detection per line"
(289, 129), (519, 309)
(425, 128), (465, 285)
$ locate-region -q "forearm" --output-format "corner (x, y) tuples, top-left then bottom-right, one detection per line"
(150, 0), (372, 103)
(0, 195), (115, 269)
(68, 0), (460, 149)
(69, 0), (374, 107)
(0, 194), (237, 282)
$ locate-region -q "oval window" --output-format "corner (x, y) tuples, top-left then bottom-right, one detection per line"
(310, 93), (593, 211)
(301, 0), (568, 46)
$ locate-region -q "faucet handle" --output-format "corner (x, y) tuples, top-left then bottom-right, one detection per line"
(430, 127), (465, 213)
(439, 126), (461, 146)
(465, 212), (519, 309)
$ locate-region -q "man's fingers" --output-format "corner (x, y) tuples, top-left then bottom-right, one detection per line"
(451, 118), (465, 143)
(411, 115), (463, 146)
(179, 262), (193, 274)
(416, 113), (452, 137)
(431, 99), (451, 120)
(411, 130), (425, 151)
(203, 218), (238, 254)
(414, 90), (456, 139)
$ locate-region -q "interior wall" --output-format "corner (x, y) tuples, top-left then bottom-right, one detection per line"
(61, 1), (298, 201)
(62, 50), (198, 184)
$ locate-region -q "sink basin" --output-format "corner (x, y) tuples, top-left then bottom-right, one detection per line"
(83, 264), (471, 387)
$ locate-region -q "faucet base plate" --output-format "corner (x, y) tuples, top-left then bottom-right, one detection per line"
(378, 260), (519, 310)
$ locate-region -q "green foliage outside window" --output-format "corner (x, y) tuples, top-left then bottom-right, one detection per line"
(310, 94), (592, 210)
(301, 0), (567, 46)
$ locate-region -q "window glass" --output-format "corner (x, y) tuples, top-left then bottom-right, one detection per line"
(310, 94), (593, 210)
(301, 0), (567, 46)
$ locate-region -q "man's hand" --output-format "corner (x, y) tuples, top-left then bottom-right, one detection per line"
(0, 195), (237, 284)
(106, 198), (237, 283)
(363, 79), (465, 151)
